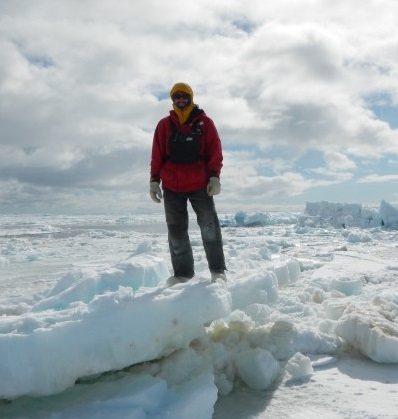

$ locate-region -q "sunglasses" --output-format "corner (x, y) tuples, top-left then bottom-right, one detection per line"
(173, 93), (190, 100)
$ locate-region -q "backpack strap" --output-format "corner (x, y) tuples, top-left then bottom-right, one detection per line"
(185, 106), (204, 124)
(165, 110), (207, 164)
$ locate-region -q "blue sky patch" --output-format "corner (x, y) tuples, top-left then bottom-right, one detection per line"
(232, 19), (257, 34)
(366, 93), (398, 129)
(27, 54), (54, 68)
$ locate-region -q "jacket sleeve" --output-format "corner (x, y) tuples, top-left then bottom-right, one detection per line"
(150, 118), (168, 183)
(204, 117), (223, 178)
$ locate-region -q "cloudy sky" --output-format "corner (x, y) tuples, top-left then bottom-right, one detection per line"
(1, 0), (398, 214)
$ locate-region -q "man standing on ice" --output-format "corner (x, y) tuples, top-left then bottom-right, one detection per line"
(149, 82), (227, 285)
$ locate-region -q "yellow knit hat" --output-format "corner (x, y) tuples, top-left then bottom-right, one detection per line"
(170, 82), (195, 125)
(170, 82), (194, 100)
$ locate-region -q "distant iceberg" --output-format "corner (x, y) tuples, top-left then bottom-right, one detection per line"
(300, 200), (398, 230)
(221, 210), (298, 227)
(220, 201), (398, 230)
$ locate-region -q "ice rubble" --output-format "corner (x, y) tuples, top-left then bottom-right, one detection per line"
(0, 253), (302, 400)
(335, 297), (398, 363)
(1, 200), (398, 413)
(314, 251), (398, 363)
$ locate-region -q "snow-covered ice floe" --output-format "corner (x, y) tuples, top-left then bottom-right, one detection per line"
(0, 276), (230, 399)
(0, 252), (303, 401)
(2, 201), (398, 418)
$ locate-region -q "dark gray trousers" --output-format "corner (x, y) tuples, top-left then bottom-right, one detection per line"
(163, 188), (226, 278)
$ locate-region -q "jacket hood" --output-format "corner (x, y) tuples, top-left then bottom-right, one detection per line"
(170, 82), (196, 125)
(170, 82), (194, 101)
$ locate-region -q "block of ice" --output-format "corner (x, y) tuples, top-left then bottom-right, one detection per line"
(235, 348), (280, 390)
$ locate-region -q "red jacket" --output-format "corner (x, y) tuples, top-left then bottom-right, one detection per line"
(150, 109), (223, 193)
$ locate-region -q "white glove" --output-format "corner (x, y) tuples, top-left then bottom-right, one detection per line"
(150, 181), (163, 203)
(207, 177), (221, 196)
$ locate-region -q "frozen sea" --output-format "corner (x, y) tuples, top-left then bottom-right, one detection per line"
(1, 201), (398, 418)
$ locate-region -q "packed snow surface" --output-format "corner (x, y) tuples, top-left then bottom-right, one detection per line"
(1, 200), (398, 418)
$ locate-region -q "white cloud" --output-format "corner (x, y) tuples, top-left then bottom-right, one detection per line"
(220, 150), (342, 203)
(324, 151), (357, 171)
(358, 174), (398, 184)
(1, 0), (398, 212)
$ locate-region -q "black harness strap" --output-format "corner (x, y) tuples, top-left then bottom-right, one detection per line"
(166, 108), (208, 164)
